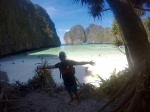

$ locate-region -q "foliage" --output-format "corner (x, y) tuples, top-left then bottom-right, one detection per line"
(27, 60), (56, 89)
(44, 27), (53, 38)
(75, 0), (105, 19)
(111, 19), (120, 36)
(111, 17), (150, 46)
(111, 20), (124, 53)
(74, 0), (150, 111)
(75, 0), (150, 19)
(97, 69), (130, 98)
(0, 60), (57, 112)
(113, 38), (123, 47)
(111, 19), (124, 47)
(0, 0), (61, 56)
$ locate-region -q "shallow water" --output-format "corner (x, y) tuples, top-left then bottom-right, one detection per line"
(29, 44), (123, 58)
(0, 44), (127, 85)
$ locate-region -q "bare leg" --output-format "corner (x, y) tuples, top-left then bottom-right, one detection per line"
(68, 92), (74, 102)
(74, 92), (81, 105)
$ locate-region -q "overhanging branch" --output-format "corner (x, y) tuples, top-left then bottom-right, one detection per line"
(102, 7), (150, 12)
(134, 6), (150, 12)
(101, 8), (111, 12)
(100, 7), (150, 13)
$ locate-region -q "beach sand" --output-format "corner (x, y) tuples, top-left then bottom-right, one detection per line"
(8, 89), (114, 112)
(0, 55), (126, 112)
(0, 54), (127, 86)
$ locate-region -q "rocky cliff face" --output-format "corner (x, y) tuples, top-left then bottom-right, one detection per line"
(0, 0), (61, 56)
(64, 25), (86, 44)
(85, 24), (103, 43)
(64, 24), (114, 44)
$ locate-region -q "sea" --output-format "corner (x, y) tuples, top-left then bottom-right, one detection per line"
(0, 44), (128, 86)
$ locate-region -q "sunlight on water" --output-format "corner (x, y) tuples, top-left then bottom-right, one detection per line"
(29, 44), (127, 85)
(0, 44), (127, 85)
(29, 44), (125, 59)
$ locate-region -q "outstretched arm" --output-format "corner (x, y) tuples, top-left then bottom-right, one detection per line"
(39, 65), (56, 70)
(75, 60), (95, 66)
(43, 65), (56, 69)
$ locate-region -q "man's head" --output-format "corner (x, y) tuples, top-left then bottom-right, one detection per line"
(59, 51), (66, 61)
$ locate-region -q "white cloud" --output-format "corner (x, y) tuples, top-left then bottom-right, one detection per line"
(45, 6), (84, 17)
(58, 29), (70, 32)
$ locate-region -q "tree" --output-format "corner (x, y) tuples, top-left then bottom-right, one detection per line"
(74, 0), (150, 111)
(111, 19), (122, 39)
(143, 17), (150, 41)
(111, 19), (133, 69)
(111, 19), (124, 52)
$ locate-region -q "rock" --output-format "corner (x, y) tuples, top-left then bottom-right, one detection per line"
(64, 24), (114, 44)
(0, 0), (61, 56)
(64, 25), (86, 44)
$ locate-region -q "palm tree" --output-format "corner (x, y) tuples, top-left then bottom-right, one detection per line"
(74, 0), (150, 112)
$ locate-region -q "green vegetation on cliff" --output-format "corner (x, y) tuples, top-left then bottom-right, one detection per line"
(64, 24), (114, 44)
(0, 0), (61, 56)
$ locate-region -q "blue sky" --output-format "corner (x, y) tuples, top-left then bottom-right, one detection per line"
(31, 0), (114, 43)
(31, 0), (150, 44)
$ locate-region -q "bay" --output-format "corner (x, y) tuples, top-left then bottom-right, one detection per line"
(0, 44), (127, 85)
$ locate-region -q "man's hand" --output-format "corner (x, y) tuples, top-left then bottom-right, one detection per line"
(37, 67), (45, 73)
(89, 60), (95, 66)
(40, 68), (44, 71)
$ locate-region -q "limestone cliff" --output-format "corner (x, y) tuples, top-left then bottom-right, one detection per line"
(0, 0), (61, 56)
(85, 24), (113, 43)
(64, 25), (86, 44)
(64, 24), (113, 44)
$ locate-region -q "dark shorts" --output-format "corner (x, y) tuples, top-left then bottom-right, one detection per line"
(64, 83), (77, 93)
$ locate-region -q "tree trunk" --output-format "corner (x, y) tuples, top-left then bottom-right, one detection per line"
(106, 0), (150, 71)
(123, 39), (133, 69)
(125, 43), (134, 69)
(102, 0), (150, 111)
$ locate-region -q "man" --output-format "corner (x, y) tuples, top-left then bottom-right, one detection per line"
(41, 51), (95, 104)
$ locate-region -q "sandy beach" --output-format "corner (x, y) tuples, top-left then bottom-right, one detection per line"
(0, 53), (128, 85)
(7, 89), (115, 112)
(0, 52), (127, 112)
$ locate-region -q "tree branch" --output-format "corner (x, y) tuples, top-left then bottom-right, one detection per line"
(117, 46), (125, 54)
(101, 8), (111, 12)
(112, 86), (136, 112)
(127, 91), (143, 112)
(101, 6), (150, 12)
(99, 73), (136, 112)
(134, 6), (150, 12)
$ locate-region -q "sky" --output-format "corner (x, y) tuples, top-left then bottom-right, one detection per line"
(31, 0), (114, 43)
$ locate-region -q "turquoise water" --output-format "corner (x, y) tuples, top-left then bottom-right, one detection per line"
(0, 44), (127, 84)
(28, 44), (126, 84)
(29, 44), (125, 58)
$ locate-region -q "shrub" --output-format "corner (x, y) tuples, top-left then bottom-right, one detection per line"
(97, 68), (130, 97)
(27, 60), (56, 89)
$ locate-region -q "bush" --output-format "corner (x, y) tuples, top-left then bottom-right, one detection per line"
(27, 60), (56, 89)
(97, 68), (130, 97)
(113, 39), (123, 47)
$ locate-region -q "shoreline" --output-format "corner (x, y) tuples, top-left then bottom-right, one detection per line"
(0, 53), (128, 85)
